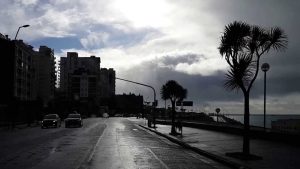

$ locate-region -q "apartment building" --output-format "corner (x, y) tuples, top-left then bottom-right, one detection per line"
(0, 36), (36, 103)
(0, 34), (56, 104)
(34, 46), (56, 105)
(59, 52), (116, 101)
(59, 52), (101, 100)
(100, 68), (116, 98)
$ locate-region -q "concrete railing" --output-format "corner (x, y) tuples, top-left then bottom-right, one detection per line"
(155, 119), (300, 145)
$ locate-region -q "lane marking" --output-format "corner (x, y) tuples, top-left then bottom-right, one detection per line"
(147, 148), (169, 169)
(50, 147), (57, 154)
(87, 119), (108, 162)
(78, 119), (108, 169)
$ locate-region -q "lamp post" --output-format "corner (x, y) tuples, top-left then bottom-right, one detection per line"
(261, 63), (270, 129)
(215, 108), (220, 123)
(15, 24), (30, 40)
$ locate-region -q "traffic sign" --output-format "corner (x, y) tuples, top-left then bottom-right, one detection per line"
(176, 101), (193, 106)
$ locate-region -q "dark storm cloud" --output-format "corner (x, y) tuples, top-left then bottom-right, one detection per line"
(118, 48), (300, 109)
(250, 38), (300, 98)
(252, 69), (300, 98)
(117, 54), (244, 107)
(3, 0), (298, 113)
(159, 54), (201, 67)
(209, 0), (300, 99)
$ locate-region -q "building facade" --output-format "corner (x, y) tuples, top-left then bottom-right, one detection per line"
(59, 52), (116, 115)
(100, 68), (116, 98)
(59, 52), (102, 100)
(34, 46), (56, 106)
(114, 94), (143, 116)
(0, 36), (36, 103)
(0, 34), (56, 123)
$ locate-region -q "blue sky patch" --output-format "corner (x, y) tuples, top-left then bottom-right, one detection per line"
(30, 36), (83, 52)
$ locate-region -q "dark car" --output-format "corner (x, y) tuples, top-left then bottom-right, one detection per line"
(65, 114), (83, 128)
(41, 114), (61, 128)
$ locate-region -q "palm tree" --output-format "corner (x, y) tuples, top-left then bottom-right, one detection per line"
(160, 80), (187, 135)
(219, 21), (287, 156)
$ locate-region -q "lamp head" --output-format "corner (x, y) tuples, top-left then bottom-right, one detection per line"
(22, 25), (30, 28)
(261, 63), (270, 72)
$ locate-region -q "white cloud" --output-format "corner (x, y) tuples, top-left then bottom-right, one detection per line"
(2, 0), (299, 115)
(112, 0), (172, 28)
(31, 8), (79, 38)
(80, 31), (110, 49)
(1, 0), (224, 75)
(15, 0), (38, 6)
(174, 57), (228, 76)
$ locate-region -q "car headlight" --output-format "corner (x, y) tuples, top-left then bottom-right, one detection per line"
(53, 120), (56, 123)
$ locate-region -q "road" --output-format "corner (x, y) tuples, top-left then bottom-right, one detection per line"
(0, 118), (230, 169)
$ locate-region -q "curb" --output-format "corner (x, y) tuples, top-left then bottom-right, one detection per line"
(139, 124), (250, 169)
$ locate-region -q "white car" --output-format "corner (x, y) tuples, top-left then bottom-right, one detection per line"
(65, 114), (83, 128)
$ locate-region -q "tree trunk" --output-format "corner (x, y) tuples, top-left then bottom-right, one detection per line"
(165, 100), (167, 120)
(243, 92), (250, 155)
(171, 101), (176, 134)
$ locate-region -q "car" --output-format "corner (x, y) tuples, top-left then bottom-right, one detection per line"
(65, 114), (83, 128)
(41, 114), (61, 128)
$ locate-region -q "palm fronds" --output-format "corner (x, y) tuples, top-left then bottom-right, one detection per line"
(219, 21), (287, 92)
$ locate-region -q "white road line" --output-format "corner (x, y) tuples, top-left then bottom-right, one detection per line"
(147, 148), (169, 169)
(86, 119), (108, 162)
(50, 147), (57, 154)
(78, 119), (108, 169)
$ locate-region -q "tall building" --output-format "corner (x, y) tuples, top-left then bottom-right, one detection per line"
(0, 35), (36, 103)
(100, 68), (116, 98)
(59, 52), (102, 100)
(0, 35), (56, 105)
(33, 46), (56, 105)
(59, 52), (116, 105)
(0, 33), (56, 123)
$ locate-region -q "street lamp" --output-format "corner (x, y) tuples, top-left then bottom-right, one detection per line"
(15, 24), (30, 40)
(261, 63), (270, 129)
(215, 108), (220, 123)
(116, 77), (157, 128)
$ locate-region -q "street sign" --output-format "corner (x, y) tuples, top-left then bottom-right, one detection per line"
(176, 101), (193, 106)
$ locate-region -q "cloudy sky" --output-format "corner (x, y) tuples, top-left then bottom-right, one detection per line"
(1, 0), (300, 114)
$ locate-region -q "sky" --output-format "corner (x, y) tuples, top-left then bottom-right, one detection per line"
(1, 0), (300, 114)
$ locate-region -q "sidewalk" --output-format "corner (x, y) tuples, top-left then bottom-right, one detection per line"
(134, 120), (300, 169)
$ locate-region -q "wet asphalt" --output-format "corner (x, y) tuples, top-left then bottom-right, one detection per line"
(0, 117), (230, 169)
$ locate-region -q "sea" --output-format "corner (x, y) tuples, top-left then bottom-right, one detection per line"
(227, 114), (300, 128)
